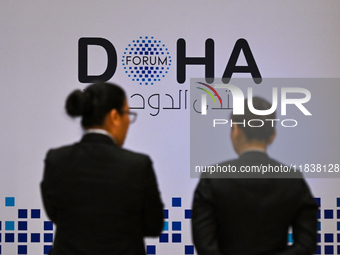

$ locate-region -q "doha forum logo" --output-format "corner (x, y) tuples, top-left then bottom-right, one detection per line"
(122, 36), (171, 85)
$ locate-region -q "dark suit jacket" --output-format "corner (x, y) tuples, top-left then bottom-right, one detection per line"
(41, 133), (164, 255)
(192, 151), (318, 255)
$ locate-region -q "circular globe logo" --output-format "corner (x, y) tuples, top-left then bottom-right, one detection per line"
(122, 36), (171, 85)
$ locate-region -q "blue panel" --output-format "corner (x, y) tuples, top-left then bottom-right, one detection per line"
(44, 221), (53, 231)
(287, 233), (293, 243)
(5, 221), (14, 231)
(44, 234), (53, 243)
(5, 197), (15, 207)
(315, 197), (321, 207)
(324, 210), (333, 219)
(146, 245), (156, 255)
(317, 210), (320, 219)
(5, 233), (14, 242)
(315, 245), (321, 254)
(0, 233), (1, 242)
(318, 221), (321, 231)
(0, 245), (1, 254)
(172, 221), (181, 231)
(337, 198), (340, 207)
(324, 233), (333, 242)
(44, 245), (52, 255)
(163, 210), (169, 219)
(338, 246), (340, 255)
(325, 245), (333, 254)
(31, 209), (40, 219)
(159, 233), (168, 243)
(172, 233), (181, 243)
(337, 210), (340, 219)
(18, 222), (27, 231)
(18, 209), (28, 219)
(18, 245), (27, 254)
(172, 197), (181, 207)
(0, 221), (1, 230)
(31, 233), (40, 243)
(185, 210), (192, 219)
(185, 245), (194, 254)
(163, 222), (168, 231)
(338, 233), (340, 242)
(317, 233), (321, 242)
(18, 233), (27, 243)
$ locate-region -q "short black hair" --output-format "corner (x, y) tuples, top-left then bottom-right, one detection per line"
(231, 97), (276, 142)
(65, 82), (126, 128)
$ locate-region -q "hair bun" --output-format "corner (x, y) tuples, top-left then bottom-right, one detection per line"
(65, 90), (87, 117)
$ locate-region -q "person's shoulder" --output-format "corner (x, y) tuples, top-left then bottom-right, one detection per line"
(266, 155), (304, 179)
(120, 147), (150, 160)
(45, 143), (77, 161)
(115, 147), (152, 168)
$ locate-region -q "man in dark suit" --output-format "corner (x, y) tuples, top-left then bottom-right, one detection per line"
(41, 82), (164, 255)
(192, 97), (318, 255)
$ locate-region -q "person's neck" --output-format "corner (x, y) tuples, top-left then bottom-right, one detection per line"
(237, 141), (267, 156)
(85, 128), (116, 143)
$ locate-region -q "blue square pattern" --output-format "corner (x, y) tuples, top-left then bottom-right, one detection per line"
(146, 245), (156, 255)
(31, 233), (40, 243)
(172, 221), (181, 231)
(324, 233), (333, 242)
(318, 221), (321, 231)
(324, 210), (333, 219)
(163, 210), (169, 219)
(159, 233), (168, 243)
(18, 233), (27, 243)
(44, 221), (53, 231)
(5, 221), (14, 231)
(172, 197), (181, 207)
(185, 245), (194, 255)
(18, 222), (27, 231)
(338, 234), (340, 242)
(163, 221), (168, 231)
(44, 245), (52, 255)
(325, 245), (333, 254)
(337, 198), (340, 207)
(44, 233), (53, 243)
(18, 209), (28, 219)
(337, 210), (340, 219)
(31, 209), (40, 219)
(315, 197), (321, 207)
(338, 222), (340, 231)
(5, 233), (14, 243)
(185, 209), (191, 219)
(172, 233), (181, 243)
(18, 245), (27, 254)
(5, 197), (15, 207)
(315, 245), (321, 255)
(317, 210), (320, 219)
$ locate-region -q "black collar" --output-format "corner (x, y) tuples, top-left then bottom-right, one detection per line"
(80, 133), (116, 146)
(239, 150), (269, 161)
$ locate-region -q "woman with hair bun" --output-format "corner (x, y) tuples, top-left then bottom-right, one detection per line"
(41, 82), (164, 255)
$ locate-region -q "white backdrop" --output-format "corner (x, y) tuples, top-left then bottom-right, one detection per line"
(1, 1), (340, 254)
